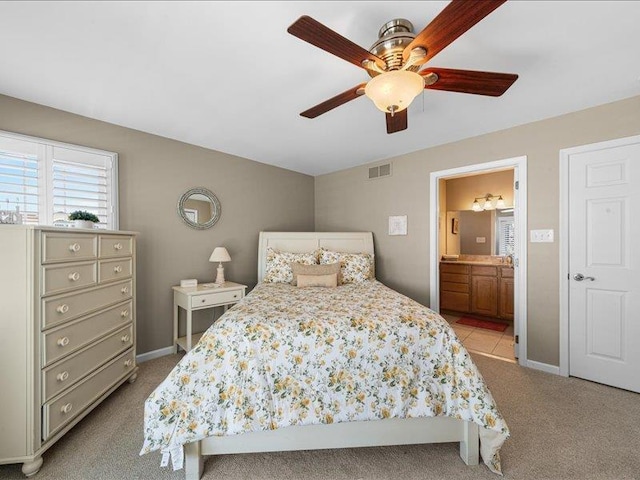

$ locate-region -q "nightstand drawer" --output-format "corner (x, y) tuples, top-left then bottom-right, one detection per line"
(42, 348), (135, 440)
(41, 261), (97, 296)
(43, 300), (133, 366)
(42, 325), (133, 402)
(99, 258), (132, 283)
(42, 232), (97, 264)
(191, 289), (243, 309)
(99, 235), (133, 258)
(42, 280), (133, 329)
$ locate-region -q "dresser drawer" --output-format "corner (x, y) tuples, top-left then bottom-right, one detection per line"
(99, 258), (132, 284)
(41, 261), (97, 296)
(43, 300), (133, 366)
(471, 265), (498, 276)
(500, 267), (514, 278)
(42, 280), (133, 329)
(441, 292), (470, 312)
(42, 348), (135, 440)
(190, 289), (243, 309)
(441, 281), (469, 293)
(42, 325), (133, 402)
(441, 273), (469, 284)
(99, 235), (133, 258)
(440, 263), (470, 274)
(41, 232), (97, 264)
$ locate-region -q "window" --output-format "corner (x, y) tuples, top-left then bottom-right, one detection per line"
(0, 130), (118, 229)
(497, 215), (515, 256)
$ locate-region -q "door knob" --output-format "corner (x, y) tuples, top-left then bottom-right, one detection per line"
(574, 273), (595, 281)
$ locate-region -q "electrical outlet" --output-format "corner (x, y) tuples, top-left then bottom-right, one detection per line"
(530, 229), (554, 243)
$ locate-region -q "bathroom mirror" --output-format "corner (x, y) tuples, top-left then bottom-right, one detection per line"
(177, 187), (221, 230)
(445, 209), (514, 256)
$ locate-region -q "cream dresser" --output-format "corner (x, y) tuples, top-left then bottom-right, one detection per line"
(0, 226), (138, 476)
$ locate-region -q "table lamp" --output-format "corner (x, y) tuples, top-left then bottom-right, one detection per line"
(209, 247), (231, 285)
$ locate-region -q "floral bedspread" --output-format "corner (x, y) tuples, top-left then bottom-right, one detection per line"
(140, 281), (509, 473)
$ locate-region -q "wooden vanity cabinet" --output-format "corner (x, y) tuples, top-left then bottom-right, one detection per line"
(498, 267), (514, 320)
(440, 262), (514, 320)
(440, 263), (470, 313)
(470, 266), (498, 317)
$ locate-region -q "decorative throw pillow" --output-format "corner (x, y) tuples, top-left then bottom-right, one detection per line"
(290, 262), (341, 286)
(318, 249), (374, 284)
(263, 248), (317, 283)
(297, 273), (338, 288)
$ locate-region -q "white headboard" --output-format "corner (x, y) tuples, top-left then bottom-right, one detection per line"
(257, 231), (374, 283)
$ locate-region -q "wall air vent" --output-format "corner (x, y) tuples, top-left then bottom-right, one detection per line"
(368, 163), (392, 180)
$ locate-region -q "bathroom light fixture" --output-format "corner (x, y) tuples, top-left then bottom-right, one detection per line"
(471, 194), (506, 212)
(364, 70), (425, 115)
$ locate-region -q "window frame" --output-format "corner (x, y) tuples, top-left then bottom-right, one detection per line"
(0, 129), (119, 230)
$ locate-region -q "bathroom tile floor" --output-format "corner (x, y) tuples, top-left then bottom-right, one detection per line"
(441, 313), (516, 363)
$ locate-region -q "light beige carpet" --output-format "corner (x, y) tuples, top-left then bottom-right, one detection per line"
(1, 353), (638, 480)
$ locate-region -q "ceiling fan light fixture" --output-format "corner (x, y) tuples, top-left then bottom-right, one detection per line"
(364, 70), (424, 114)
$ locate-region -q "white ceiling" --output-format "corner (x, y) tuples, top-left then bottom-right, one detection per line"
(0, 1), (639, 176)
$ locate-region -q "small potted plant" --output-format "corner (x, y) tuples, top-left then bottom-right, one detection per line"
(68, 210), (100, 229)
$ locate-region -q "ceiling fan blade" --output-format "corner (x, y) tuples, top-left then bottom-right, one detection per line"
(288, 16), (386, 70)
(403, 0), (507, 66)
(421, 68), (518, 96)
(386, 110), (408, 134)
(300, 83), (367, 118)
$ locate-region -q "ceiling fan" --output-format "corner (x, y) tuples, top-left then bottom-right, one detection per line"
(287, 0), (518, 134)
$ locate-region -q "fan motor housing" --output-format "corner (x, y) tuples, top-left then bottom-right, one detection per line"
(368, 19), (419, 76)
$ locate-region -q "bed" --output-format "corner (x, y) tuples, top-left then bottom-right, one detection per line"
(141, 232), (509, 479)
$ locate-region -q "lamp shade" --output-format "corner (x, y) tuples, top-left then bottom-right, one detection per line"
(365, 70), (425, 114)
(209, 247), (231, 263)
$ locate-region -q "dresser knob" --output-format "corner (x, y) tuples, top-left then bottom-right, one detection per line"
(68, 271), (80, 281)
(121, 334), (131, 343)
(56, 371), (69, 382)
(121, 286), (129, 295)
(233, 294), (238, 298)
(124, 359), (133, 368)
(56, 304), (69, 314)
(201, 299), (206, 303)
(114, 243), (123, 250)
(68, 243), (81, 252)
(61, 403), (73, 414)
(120, 309), (129, 318)
(57, 337), (70, 347)
(113, 265), (122, 273)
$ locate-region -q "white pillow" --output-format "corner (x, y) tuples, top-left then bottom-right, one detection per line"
(263, 247), (317, 283)
(318, 248), (374, 284)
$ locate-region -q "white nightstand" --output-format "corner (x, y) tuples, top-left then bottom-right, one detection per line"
(172, 281), (247, 352)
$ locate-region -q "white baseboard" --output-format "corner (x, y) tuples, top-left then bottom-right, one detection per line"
(526, 359), (561, 375)
(136, 345), (175, 363)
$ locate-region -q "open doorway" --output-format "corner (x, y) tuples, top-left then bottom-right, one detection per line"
(429, 156), (528, 366)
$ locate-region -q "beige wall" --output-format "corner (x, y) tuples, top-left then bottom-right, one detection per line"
(459, 210), (493, 255)
(446, 169), (514, 211)
(315, 95), (640, 366)
(0, 94), (315, 354)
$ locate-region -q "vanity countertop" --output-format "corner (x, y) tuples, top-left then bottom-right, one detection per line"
(440, 260), (513, 268)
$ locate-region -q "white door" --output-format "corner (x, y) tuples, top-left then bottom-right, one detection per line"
(568, 138), (640, 392)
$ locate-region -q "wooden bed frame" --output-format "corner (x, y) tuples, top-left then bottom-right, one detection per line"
(183, 232), (479, 479)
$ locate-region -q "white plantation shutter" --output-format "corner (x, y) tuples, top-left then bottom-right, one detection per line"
(497, 216), (515, 256)
(0, 131), (118, 228)
(51, 147), (113, 229)
(0, 137), (42, 225)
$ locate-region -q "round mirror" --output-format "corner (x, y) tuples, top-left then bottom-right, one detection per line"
(177, 187), (221, 230)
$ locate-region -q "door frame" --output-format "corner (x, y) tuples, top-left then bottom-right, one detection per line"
(558, 134), (640, 377)
(429, 156), (528, 366)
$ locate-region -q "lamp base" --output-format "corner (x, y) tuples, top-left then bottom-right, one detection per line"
(214, 264), (225, 286)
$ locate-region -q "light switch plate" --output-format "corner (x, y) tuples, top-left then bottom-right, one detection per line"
(530, 229), (554, 243)
(476, 237), (486, 243)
